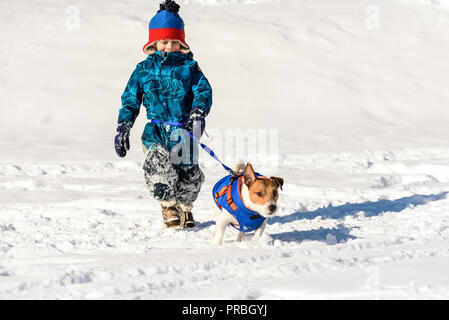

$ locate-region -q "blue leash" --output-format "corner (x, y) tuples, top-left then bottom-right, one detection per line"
(149, 119), (237, 176)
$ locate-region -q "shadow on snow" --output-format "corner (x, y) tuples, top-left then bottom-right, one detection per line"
(270, 225), (357, 245)
(271, 192), (448, 224)
(268, 192), (448, 245)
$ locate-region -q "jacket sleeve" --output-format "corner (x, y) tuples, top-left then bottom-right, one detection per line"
(191, 62), (212, 116)
(118, 64), (144, 127)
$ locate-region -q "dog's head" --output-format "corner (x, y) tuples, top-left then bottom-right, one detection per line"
(241, 163), (284, 217)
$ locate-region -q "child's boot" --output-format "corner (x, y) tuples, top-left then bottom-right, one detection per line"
(178, 202), (195, 228)
(160, 199), (181, 228)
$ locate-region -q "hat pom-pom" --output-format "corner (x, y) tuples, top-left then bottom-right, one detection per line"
(158, 0), (180, 14)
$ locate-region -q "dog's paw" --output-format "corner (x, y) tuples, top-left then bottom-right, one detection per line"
(251, 234), (272, 248)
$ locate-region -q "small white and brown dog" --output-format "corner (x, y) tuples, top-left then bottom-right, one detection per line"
(211, 162), (284, 246)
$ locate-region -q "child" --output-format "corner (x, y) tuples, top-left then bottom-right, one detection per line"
(114, 0), (212, 229)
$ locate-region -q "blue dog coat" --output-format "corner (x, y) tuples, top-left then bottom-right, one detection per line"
(212, 174), (266, 233)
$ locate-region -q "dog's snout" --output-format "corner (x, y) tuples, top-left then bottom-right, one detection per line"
(269, 204), (277, 212)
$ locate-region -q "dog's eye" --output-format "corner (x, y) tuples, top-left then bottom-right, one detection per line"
(256, 192), (264, 197)
(273, 190), (278, 197)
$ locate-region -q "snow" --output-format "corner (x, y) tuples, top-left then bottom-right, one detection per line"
(1, 0), (449, 299)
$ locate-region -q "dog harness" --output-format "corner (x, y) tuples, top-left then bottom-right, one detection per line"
(212, 174), (267, 233)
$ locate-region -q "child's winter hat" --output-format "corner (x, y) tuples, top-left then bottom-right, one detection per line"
(143, 0), (190, 54)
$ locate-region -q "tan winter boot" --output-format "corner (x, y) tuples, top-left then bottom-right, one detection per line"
(179, 202), (195, 228)
(160, 199), (181, 228)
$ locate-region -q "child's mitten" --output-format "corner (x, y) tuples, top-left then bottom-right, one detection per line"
(114, 123), (130, 157)
(182, 108), (206, 139)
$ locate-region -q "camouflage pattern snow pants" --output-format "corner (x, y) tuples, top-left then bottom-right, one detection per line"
(143, 144), (205, 204)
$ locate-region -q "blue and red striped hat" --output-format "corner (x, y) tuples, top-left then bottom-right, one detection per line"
(143, 0), (190, 54)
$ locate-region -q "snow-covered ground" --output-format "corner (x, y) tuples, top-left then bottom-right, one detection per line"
(1, 0), (449, 299)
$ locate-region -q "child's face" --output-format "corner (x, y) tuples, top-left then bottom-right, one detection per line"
(156, 40), (181, 53)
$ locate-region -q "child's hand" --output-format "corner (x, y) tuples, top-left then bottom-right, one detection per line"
(182, 108), (206, 139)
(114, 123), (130, 157)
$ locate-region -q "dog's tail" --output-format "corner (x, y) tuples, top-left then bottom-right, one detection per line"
(234, 160), (245, 174)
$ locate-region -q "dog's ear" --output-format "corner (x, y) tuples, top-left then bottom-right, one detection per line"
(271, 176), (284, 191)
(243, 163), (257, 186)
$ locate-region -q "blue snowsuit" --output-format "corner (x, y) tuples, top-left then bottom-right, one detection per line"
(117, 51), (212, 203)
(119, 51), (212, 159)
